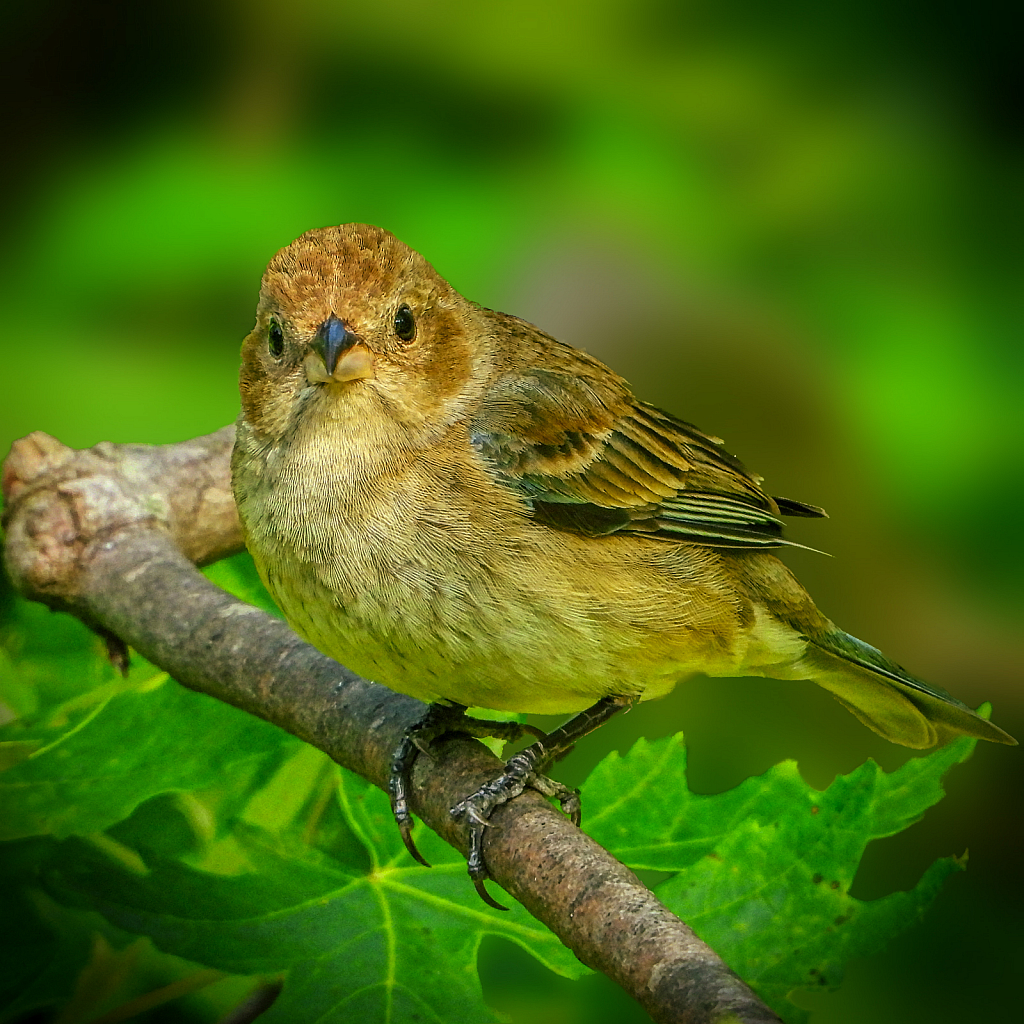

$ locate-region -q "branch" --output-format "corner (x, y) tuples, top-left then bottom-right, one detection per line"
(2, 428), (781, 1024)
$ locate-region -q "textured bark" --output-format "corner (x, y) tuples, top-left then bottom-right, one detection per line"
(2, 428), (781, 1024)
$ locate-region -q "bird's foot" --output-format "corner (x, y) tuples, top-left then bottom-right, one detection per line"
(391, 696), (629, 909)
(450, 745), (581, 910)
(389, 702), (544, 868)
(448, 695), (630, 909)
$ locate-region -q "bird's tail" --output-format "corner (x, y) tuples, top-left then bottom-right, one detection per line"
(799, 629), (1016, 749)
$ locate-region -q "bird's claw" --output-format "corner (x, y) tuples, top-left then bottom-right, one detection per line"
(411, 735), (434, 758)
(397, 818), (430, 868)
(559, 789), (582, 827)
(449, 752), (582, 910)
(474, 879), (509, 912)
(390, 699), (626, 908)
(388, 704), (553, 890)
(451, 799), (493, 828)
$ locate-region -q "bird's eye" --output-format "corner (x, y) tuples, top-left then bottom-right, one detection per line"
(268, 319), (284, 358)
(394, 304), (416, 343)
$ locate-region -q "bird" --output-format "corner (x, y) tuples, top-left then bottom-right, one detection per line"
(230, 222), (1016, 905)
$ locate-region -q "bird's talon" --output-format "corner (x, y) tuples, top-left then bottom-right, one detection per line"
(398, 821), (431, 867)
(561, 789), (582, 826)
(474, 878), (509, 912)
(457, 804), (493, 828)
(411, 736), (434, 758)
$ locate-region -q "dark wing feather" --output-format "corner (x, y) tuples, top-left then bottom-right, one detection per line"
(471, 362), (825, 549)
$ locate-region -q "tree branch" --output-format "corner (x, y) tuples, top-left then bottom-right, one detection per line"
(2, 428), (781, 1024)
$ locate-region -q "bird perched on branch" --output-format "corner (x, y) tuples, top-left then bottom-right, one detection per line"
(231, 223), (1015, 906)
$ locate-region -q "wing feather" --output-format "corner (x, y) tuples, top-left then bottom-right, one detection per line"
(469, 322), (825, 549)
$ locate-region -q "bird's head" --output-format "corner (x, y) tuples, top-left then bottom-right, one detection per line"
(239, 224), (491, 445)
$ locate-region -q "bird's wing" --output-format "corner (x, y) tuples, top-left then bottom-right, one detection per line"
(470, 363), (825, 549)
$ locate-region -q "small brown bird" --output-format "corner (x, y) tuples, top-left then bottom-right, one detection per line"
(231, 223), (1015, 902)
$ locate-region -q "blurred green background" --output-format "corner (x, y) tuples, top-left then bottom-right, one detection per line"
(1, 1), (1021, 1021)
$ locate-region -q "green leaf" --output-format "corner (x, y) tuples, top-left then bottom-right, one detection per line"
(0, 574), (986, 1023)
(0, 841), (94, 1023)
(202, 552), (281, 618)
(44, 770), (585, 1024)
(584, 732), (976, 1022)
(0, 651), (295, 841)
(1, 598), (296, 839)
(0, 593), (116, 715)
(0, 645), (39, 723)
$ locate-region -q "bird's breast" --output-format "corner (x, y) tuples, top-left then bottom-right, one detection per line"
(231, 414), (801, 713)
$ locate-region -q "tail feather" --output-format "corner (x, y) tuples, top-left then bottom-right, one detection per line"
(800, 630), (1017, 749)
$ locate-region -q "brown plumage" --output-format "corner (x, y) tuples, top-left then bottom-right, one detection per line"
(231, 223), (1015, 753)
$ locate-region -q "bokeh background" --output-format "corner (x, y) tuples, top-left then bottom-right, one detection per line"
(1, 2), (1021, 1021)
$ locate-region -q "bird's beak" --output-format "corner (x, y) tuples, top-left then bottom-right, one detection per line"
(305, 313), (375, 384)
